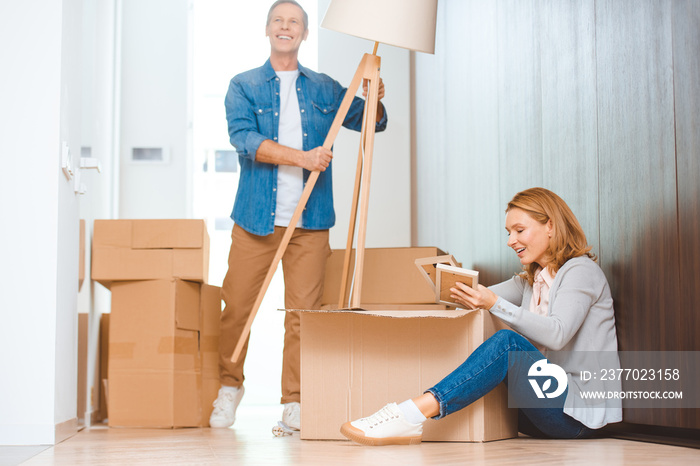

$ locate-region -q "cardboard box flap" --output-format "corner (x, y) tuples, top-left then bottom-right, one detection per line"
(320, 303), (451, 311)
(285, 307), (475, 319)
(132, 220), (207, 249)
(175, 279), (201, 331)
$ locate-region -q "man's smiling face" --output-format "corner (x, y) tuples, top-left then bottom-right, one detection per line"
(266, 2), (308, 56)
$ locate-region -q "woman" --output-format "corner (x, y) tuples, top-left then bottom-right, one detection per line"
(341, 187), (622, 446)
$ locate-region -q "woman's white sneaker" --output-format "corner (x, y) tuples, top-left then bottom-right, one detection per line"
(340, 403), (423, 446)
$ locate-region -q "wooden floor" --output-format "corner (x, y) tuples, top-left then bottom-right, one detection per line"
(12, 406), (700, 465)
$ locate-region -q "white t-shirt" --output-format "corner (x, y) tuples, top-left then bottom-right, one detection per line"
(274, 70), (304, 228)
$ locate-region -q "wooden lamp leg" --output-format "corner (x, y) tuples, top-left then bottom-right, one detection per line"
(338, 58), (382, 308)
(349, 58), (381, 308)
(337, 140), (364, 308)
(231, 52), (382, 363)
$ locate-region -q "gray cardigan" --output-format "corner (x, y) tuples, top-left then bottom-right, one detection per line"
(489, 256), (623, 429)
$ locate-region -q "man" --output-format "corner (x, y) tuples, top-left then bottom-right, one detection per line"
(210, 0), (387, 430)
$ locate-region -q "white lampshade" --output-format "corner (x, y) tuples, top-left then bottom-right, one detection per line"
(320, 0), (438, 54)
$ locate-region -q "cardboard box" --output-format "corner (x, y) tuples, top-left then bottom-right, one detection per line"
(77, 313), (88, 421)
(99, 312), (110, 422)
(106, 279), (222, 428)
(92, 219), (209, 249)
(108, 279), (202, 428)
(79, 219), (85, 290)
(322, 247), (448, 305)
(298, 308), (517, 442)
(78, 313), (105, 423)
(199, 284), (222, 427)
(91, 219), (209, 289)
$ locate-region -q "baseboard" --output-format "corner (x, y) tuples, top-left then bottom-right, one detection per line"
(0, 419), (79, 446)
(55, 418), (79, 444)
(602, 422), (700, 449)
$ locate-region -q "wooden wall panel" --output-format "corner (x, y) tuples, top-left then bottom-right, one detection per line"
(595, 0), (679, 350)
(413, 0), (504, 285)
(496, 0), (544, 279)
(412, 0), (698, 430)
(673, 0), (700, 350)
(539, 0), (600, 255)
(593, 0), (679, 426)
(413, 1), (448, 251)
(672, 0), (700, 428)
(442, 0), (502, 284)
(440, 0), (472, 265)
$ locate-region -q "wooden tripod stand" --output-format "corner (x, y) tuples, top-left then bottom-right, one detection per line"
(231, 46), (382, 363)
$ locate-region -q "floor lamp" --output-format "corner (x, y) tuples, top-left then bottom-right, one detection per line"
(231, 0), (438, 363)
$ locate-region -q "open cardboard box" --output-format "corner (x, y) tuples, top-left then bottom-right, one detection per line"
(295, 307), (517, 442)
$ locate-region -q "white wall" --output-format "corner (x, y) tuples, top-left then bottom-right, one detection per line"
(0, 0), (83, 445)
(317, 0), (412, 250)
(119, 0), (190, 219)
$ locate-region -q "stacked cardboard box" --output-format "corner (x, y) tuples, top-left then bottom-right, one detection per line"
(91, 219), (221, 428)
(297, 247), (517, 442)
(92, 219), (209, 288)
(99, 313), (110, 422)
(199, 284), (223, 427)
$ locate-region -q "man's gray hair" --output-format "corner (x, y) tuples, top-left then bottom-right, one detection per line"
(266, 0), (308, 31)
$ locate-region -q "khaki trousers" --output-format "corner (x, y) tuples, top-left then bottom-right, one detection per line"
(218, 224), (330, 404)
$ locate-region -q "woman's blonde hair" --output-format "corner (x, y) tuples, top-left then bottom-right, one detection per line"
(507, 187), (595, 285)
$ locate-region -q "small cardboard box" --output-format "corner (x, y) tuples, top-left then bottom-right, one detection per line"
(91, 219), (210, 289)
(99, 312), (110, 422)
(77, 313), (88, 421)
(108, 279), (202, 428)
(322, 247), (447, 305)
(298, 308), (517, 442)
(199, 284), (222, 427)
(78, 313), (105, 423)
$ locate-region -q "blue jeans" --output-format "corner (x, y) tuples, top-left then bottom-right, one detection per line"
(426, 329), (594, 439)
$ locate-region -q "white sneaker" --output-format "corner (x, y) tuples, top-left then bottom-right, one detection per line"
(282, 402), (301, 431)
(340, 403), (423, 446)
(209, 386), (245, 428)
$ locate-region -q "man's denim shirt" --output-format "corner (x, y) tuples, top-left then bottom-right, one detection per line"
(225, 59), (387, 236)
